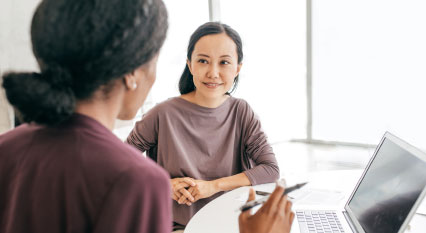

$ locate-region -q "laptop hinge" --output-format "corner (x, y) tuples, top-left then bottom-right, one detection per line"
(343, 211), (359, 233)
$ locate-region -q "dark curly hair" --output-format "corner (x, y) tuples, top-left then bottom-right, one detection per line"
(178, 22), (243, 95)
(2, 0), (168, 125)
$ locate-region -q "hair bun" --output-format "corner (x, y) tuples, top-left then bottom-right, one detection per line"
(2, 70), (76, 125)
(41, 64), (73, 89)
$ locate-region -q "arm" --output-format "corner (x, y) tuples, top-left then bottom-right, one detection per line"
(126, 110), (159, 157)
(241, 101), (280, 185)
(93, 167), (171, 233)
(215, 172), (251, 192)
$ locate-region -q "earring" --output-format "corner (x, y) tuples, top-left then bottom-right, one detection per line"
(132, 83), (137, 90)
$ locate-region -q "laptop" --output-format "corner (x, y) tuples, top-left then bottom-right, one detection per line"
(293, 132), (426, 233)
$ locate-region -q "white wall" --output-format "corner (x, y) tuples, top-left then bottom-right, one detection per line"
(0, 0), (41, 133)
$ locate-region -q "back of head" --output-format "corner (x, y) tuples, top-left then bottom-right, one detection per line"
(2, 0), (168, 126)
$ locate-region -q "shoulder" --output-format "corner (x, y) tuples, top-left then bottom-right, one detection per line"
(0, 123), (40, 147)
(81, 136), (169, 187)
(231, 97), (249, 106)
(99, 145), (170, 204)
(228, 97), (254, 115)
(150, 97), (182, 112)
(117, 155), (170, 191)
(81, 134), (148, 168)
(113, 149), (170, 191)
(142, 97), (183, 118)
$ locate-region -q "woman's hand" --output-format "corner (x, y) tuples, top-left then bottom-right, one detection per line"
(185, 179), (220, 202)
(238, 186), (295, 233)
(171, 177), (196, 205)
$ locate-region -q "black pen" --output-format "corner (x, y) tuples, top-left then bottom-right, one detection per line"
(240, 182), (308, 212)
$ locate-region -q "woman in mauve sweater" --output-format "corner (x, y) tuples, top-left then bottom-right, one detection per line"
(127, 22), (280, 229)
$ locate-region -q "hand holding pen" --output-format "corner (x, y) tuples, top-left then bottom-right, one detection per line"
(239, 180), (298, 233)
(240, 182), (308, 212)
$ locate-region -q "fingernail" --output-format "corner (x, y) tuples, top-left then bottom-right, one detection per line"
(276, 179), (287, 188)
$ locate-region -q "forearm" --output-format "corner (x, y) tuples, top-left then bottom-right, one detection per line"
(214, 172), (251, 192)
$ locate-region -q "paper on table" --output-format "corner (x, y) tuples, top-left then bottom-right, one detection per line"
(235, 188), (344, 206)
(288, 188), (344, 206)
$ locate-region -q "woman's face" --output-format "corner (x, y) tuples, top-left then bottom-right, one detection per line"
(187, 33), (241, 99)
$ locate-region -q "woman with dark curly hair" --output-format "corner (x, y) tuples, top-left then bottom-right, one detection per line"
(0, 0), (170, 232)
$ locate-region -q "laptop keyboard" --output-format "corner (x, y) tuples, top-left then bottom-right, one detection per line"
(296, 210), (345, 233)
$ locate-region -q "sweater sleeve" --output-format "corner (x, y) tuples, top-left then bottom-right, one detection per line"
(126, 108), (159, 154)
(93, 166), (172, 233)
(240, 101), (280, 185)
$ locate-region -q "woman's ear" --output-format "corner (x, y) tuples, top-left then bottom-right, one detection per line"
(186, 59), (193, 75)
(236, 63), (243, 77)
(123, 71), (138, 90)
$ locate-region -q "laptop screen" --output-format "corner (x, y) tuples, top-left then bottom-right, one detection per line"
(347, 136), (426, 233)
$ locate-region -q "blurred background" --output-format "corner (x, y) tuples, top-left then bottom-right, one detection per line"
(1, 0), (426, 175)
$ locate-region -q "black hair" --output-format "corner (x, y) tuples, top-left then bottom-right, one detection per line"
(178, 22), (243, 95)
(1, 0), (168, 125)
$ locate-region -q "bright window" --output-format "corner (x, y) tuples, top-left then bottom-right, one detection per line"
(312, 0), (426, 148)
(220, 0), (307, 143)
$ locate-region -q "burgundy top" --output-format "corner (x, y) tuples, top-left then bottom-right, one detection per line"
(127, 97), (279, 225)
(0, 114), (171, 233)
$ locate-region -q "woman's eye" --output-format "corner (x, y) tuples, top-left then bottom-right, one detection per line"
(198, 59), (208, 64)
(221, 60), (230, 65)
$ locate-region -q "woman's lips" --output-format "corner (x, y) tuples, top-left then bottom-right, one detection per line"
(203, 82), (223, 88)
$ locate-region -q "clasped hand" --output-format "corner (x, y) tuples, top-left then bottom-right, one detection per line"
(171, 177), (218, 206)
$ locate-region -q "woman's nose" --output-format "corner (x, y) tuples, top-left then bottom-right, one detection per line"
(206, 64), (219, 79)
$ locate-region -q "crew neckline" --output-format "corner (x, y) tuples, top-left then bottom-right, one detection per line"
(175, 96), (233, 114)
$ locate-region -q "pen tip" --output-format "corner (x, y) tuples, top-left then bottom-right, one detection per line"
(300, 182), (308, 187)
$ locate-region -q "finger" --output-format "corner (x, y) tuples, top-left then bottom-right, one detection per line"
(289, 211), (295, 224)
(194, 194), (201, 202)
(179, 188), (195, 202)
(178, 194), (188, 204)
(246, 188), (256, 202)
(174, 190), (182, 199)
(188, 187), (198, 199)
(277, 194), (288, 216)
(239, 208), (251, 223)
(190, 187), (199, 196)
(174, 182), (191, 191)
(182, 177), (196, 186)
(262, 184), (285, 212)
(285, 199), (293, 214)
(172, 193), (179, 202)
(240, 189), (255, 218)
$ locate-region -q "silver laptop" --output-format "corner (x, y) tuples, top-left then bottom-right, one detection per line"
(294, 132), (426, 233)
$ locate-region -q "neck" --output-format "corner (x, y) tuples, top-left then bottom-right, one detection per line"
(189, 91), (229, 108)
(75, 92), (122, 131)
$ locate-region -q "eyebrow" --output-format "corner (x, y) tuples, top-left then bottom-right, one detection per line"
(196, 54), (232, 58)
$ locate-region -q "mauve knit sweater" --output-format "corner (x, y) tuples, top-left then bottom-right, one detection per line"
(127, 96), (279, 226)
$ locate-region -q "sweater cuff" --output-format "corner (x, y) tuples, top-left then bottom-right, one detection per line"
(243, 165), (280, 186)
